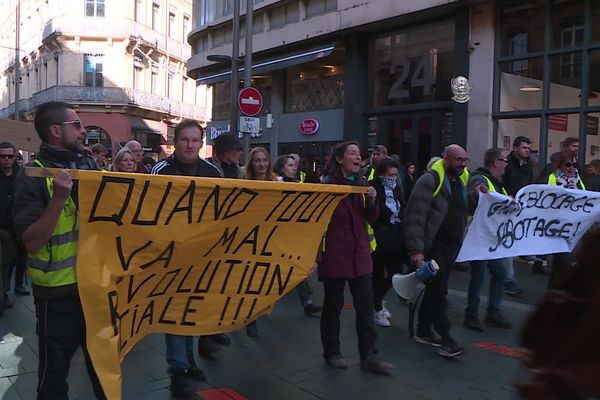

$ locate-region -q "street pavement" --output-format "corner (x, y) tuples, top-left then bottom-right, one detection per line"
(0, 260), (547, 400)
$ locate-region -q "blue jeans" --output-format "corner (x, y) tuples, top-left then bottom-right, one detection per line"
(465, 258), (508, 319)
(165, 334), (194, 372)
(296, 280), (313, 306)
(503, 257), (516, 283)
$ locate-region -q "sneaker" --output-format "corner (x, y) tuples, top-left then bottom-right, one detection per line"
(532, 261), (551, 275)
(169, 368), (191, 398)
(504, 280), (523, 297)
(360, 355), (393, 374)
(304, 303), (322, 316)
(186, 355), (205, 381)
(438, 337), (464, 358)
(413, 330), (443, 347)
(382, 301), (392, 319)
(485, 315), (512, 329)
(13, 286), (30, 296)
(463, 316), (485, 332)
(374, 310), (391, 327)
(325, 354), (348, 369)
(246, 321), (259, 337)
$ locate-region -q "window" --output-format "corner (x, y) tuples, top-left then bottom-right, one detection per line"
(199, 0), (209, 25)
(152, 3), (160, 31)
(151, 70), (158, 94)
(168, 11), (176, 38)
(135, 0), (143, 22)
(134, 66), (144, 91)
(84, 55), (103, 87)
(305, 0), (336, 18)
(183, 15), (190, 42)
(182, 77), (187, 102)
(85, 0), (105, 17)
(269, 2), (298, 30)
(215, 0), (232, 19)
(167, 72), (174, 98)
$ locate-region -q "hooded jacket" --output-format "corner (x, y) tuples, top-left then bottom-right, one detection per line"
(504, 151), (533, 196)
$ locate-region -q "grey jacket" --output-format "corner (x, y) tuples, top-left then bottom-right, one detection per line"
(209, 156), (244, 179)
(404, 171), (467, 254)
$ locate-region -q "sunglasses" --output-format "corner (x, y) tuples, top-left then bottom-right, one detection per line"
(564, 162), (577, 168)
(55, 120), (82, 129)
(497, 158), (508, 163)
(0, 154), (15, 159)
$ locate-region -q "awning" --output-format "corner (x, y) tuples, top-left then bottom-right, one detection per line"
(130, 117), (161, 134)
(198, 43), (336, 85)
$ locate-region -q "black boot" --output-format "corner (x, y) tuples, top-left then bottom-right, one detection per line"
(169, 368), (191, 398)
(186, 354), (205, 381)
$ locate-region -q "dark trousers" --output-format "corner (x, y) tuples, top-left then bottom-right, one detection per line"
(35, 296), (106, 400)
(372, 252), (402, 312)
(549, 253), (573, 290)
(320, 274), (377, 360)
(7, 244), (26, 290)
(418, 241), (459, 340)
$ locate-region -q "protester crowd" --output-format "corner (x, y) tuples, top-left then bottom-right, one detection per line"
(1, 101), (599, 399)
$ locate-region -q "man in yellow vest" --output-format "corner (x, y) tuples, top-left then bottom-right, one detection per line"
(404, 144), (469, 358)
(361, 144), (388, 181)
(11, 101), (106, 399)
(464, 148), (512, 332)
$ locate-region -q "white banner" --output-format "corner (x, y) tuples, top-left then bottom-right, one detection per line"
(456, 184), (600, 262)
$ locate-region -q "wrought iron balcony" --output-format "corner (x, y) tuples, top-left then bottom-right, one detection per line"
(0, 85), (206, 120)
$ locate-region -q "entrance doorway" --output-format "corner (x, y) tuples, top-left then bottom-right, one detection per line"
(376, 111), (451, 173)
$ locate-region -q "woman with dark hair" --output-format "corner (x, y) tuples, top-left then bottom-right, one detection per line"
(318, 141), (393, 373)
(369, 158), (406, 327)
(273, 154), (298, 182)
(405, 162), (416, 199)
(546, 150), (585, 289)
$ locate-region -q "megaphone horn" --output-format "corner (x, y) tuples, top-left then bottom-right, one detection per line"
(392, 272), (419, 300)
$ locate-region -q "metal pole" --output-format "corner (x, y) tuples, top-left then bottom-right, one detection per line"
(242, 0), (253, 160)
(14, 0), (20, 121)
(230, 0), (240, 140)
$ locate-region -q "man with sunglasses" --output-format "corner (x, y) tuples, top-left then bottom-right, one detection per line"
(0, 142), (19, 314)
(11, 101), (105, 399)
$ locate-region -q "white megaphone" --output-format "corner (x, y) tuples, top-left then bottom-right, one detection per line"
(392, 260), (439, 300)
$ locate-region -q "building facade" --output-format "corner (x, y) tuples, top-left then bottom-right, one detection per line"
(188, 0), (600, 178)
(0, 0), (212, 159)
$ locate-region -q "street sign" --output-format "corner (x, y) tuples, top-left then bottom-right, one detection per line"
(238, 87), (263, 116)
(239, 116), (260, 134)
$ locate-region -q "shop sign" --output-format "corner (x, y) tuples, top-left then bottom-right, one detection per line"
(549, 114), (568, 131)
(586, 116), (599, 136)
(299, 119), (319, 135)
(240, 116), (260, 134)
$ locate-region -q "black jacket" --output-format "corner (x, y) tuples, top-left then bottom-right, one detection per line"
(151, 154), (222, 177)
(503, 151), (533, 196)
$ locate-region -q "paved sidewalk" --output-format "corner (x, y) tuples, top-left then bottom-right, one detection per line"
(0, 264), (547, 400)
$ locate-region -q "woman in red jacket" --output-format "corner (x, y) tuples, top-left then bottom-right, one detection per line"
(319, 141), (393, 373)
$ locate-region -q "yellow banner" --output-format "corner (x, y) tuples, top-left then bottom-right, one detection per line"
(76, 170), (361, 399)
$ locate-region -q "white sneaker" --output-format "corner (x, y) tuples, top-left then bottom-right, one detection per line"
(382, 301), (392, 319)
(374, 310), (391, 327)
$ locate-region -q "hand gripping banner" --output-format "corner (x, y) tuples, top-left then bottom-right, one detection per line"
(73, 170), (361, 399)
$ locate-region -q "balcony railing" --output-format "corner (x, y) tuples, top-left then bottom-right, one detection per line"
(41, 17), (191, 61)
(0, 86), (206, 120)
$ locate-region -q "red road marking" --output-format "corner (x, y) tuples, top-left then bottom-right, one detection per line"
(471, 341), (528, 358)
(197, 388), (248, 400)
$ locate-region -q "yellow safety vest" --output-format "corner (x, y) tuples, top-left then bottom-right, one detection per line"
(482, 176), (508, 195)
(431, 159), (469, 197)
(27, 159), (79, 288)
(322, 194), (377, 253)
(547, 172), (586, 190)
(299, 171), (306, 183)
(366, 166), (375, 182)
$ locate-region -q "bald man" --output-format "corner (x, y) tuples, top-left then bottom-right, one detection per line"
(124, 140), (148, 173)
(403, 144), (469, 358)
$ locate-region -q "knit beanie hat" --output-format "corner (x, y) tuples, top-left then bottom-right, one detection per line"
(214, 134), (242, 156)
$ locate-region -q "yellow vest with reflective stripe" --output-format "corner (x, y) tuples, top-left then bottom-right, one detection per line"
(431, 159), (469, 197)
(299, 171), (306, 183)
(547, 172), (586, 190)
(28, 159), (79, 288)
(482, 176), (508, 195)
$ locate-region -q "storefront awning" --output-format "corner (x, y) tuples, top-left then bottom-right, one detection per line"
(197, 43), (336, 85)
(130, 117), (161, 134)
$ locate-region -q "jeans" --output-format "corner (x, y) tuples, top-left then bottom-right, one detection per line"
(165, 334), (194, 372)
(503, 257), (516, 283)
(35, 296), (106, 400)
(320, 274), (377, 360)
(296, 280), (313, 307)
(465, 258), (508, 319)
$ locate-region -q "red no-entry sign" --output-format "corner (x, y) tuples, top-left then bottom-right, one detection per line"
(238, 87), (263, 116)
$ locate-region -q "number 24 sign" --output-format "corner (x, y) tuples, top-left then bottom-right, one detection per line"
(388, 54), (433, 99)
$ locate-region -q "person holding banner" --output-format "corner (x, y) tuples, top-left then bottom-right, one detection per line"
(11, 101), (106, 399)
(464, 148), (512, 332)
(404, 144), (469, 358)
(546, 150), (586, 290)
(151, 119), (222, 398)
(318, 141), (393, 373)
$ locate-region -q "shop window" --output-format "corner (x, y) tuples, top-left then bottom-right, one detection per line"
(585, 112), (600, 165)
(500, 2), (545, 57)
(85, 0), (105, 17)
(546, 114), (580, 163)
(370, 21), (455, 108)
(588, 50), (600, 107)
(549, 52), (582, 109)
(497, 117), (541, 159)
(285, 47), (345, 113)
(84, 55), (103, 87)
(499, 58), (543, 112)
(593, 1), (600, 44)
(551, 0), (584, 49)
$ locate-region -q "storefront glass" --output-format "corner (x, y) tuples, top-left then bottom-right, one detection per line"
(369, 20), (455, 107)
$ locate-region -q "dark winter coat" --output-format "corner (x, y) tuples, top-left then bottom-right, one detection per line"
(318, 174), (379, 280)
(370, 176), (405, 260)
(503, 151), (533, 196)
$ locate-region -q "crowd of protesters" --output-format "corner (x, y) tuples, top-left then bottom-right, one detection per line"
(2, 101), (600, 399)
